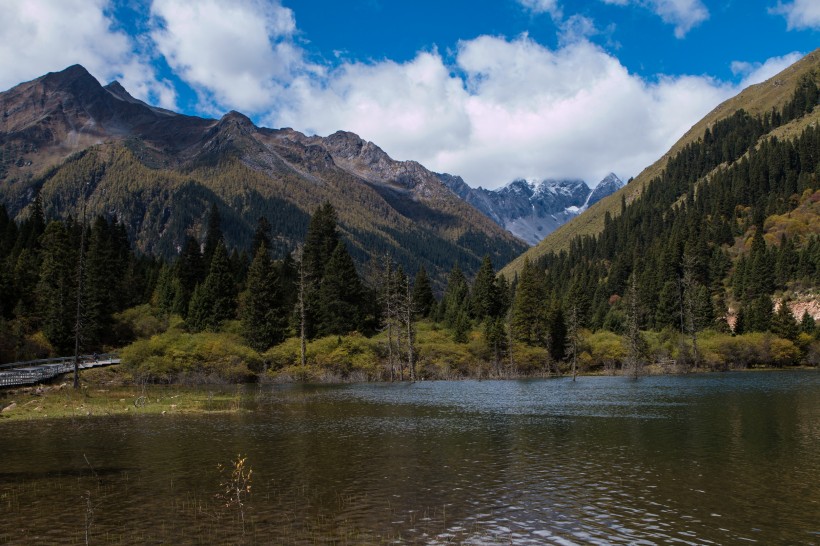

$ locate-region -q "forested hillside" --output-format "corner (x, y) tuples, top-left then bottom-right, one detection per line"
(504, 48), (820, 273)
(0, 66), (526, 291)
(497, 73), (820, 367)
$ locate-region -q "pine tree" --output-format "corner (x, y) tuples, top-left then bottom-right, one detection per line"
(799, 310), (816, 335)
(471, 255), (499, 321)
(316, 242), (365, 337)
(625, 273), (644, 379)
(484, 317), (508, 376)
(203, 203), (222, 267)
(252, 216), (272, 253)
(302, 203), (341, 338)
(441, 264), (470, 330)
(83, 217), (118, 346)
(175, 236), (204, 317)
(37, 221), (77, 352)
(188, 241), (236, 332)
(411, 265), (435, 318)
(153, 264), (176, 314)
(240, 244), (286, 351)
(771, 299), (799, 341)
(548, 301), (567, 362)
(510, 259), (548, 346)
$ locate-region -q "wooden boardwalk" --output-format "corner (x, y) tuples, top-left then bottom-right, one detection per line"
(0, 354), (120, 388)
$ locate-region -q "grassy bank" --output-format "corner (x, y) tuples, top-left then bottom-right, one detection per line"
(0, 368), (247, 422)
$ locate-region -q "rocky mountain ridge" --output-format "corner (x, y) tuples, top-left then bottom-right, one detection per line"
(0, 65), (527, 287)
(438, 172), (623, 245)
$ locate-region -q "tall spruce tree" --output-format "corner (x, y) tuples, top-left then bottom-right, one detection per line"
(317, 242), (365, 336)
(240, 244), (286, 351)
(37, 221), (77, 352)
(174, 235), (204, 317)
(510, 259), (548, 346)
(471, 255), (500, 321)
(188, 240), (236, 332)
(441, 264), (470, 329)
(411, 265), (435, 318)
(203, 203), (222, 267)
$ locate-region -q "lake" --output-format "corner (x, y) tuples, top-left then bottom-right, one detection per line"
(1, 371), (818, 544)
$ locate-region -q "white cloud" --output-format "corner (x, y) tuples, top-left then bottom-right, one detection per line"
(558, 15), (601, 45)
(0, 0), (175, 109)
(770, 0), (820, 30)
(149, 0), (313, 113)
(731, 52), (804, 88)
(601, 0), (709, 38)
(0, 1), (797, 192)
(517, 0), (563, 18)
(267, 35), (738, 188)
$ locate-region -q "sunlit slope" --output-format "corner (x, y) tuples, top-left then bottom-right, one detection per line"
(501, 48), (820, 278)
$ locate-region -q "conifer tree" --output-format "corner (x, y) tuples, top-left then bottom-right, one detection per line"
(153, 264), (176, 314)
(771, 300), (799, 341)
(625, 273), (644, 379)
(203, 203), (222, 267)
(799, 310), (816, 335)
(471, 255), (500, 321)
(302, 203), (341, 338)
(37, 221), (77, 352)
(441, 264), (470, 329)
(548, 301), (567, 362)
(510, 259), (548, 346)
(175, 235), (204, 317)
(252, 216), (272, 253)
(240, 244), (286, 351)
(484, 316), (507, 375)
(83, 217), (119, 346)
(188, 240), (236, 332)
(316, 242), (365, 336)
(411, 265), (435, 318)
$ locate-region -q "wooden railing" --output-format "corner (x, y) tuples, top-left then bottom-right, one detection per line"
(0, 354), (120, 387)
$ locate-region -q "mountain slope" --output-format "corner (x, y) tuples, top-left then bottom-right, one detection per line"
(438, 173), (623, 245)
(502, 48), (820, 277)
(495, 54), (819, 335)
(0, 65), (527, 287)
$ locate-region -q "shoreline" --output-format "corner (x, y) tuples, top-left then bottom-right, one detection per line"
(1, 364), (816, 423)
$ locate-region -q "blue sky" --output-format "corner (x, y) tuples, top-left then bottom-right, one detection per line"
(0, 0), (817, 188)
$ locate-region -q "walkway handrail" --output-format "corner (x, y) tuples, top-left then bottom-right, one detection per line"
(0, 353), (119, 371)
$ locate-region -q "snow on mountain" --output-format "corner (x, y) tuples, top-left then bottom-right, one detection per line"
(438, 173), (624, 245)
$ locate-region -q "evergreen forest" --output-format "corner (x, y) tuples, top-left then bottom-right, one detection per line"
(0, 77), (818, 380)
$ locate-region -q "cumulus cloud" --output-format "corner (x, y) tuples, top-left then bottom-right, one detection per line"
(731, 52), (804, 88)
(770, 0), (820, 30)
(268, 35), (737, 188)
(0, 0), (175, 108)
(0, 0), (796, 191)
(601, 0), (709, 38)
(149, 0), (315, 113)
(517, 0), (563, 18)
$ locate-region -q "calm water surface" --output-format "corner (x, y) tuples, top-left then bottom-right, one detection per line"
(1, 371), (818, 544)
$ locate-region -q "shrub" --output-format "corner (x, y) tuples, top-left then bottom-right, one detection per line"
(121, 330), (262, 383)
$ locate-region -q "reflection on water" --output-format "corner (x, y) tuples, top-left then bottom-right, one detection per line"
(1, 372), (818, 544)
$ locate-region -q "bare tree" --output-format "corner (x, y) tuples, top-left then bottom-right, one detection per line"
(379, 255), (398, 381)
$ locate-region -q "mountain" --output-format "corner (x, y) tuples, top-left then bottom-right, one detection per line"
(438, 173), (623, 245)
(497, 50), (820, 334)
(503, 48), (820, 277)
(0, 65), (527, 287)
